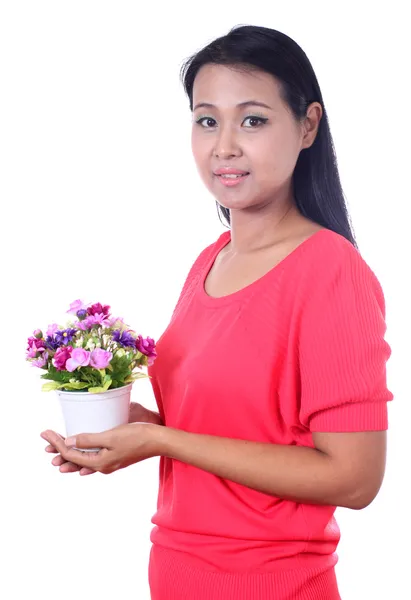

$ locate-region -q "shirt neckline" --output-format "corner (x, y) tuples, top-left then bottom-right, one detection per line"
(196, 227), (331, 307)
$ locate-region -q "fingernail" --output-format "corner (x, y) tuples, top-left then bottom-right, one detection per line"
(65, 437), (76, 447)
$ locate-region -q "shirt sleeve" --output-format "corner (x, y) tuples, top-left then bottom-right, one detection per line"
(298, 248), (393, 432)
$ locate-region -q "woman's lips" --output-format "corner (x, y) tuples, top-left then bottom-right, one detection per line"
(216, 173), (250, 187)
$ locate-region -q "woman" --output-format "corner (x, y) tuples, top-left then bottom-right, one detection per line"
(41, 25), (393, 599)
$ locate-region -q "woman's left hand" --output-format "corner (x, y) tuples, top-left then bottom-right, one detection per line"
(40, 422), (161, 475)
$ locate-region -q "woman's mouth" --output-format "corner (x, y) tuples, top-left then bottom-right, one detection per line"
(216, 173), (250, 187)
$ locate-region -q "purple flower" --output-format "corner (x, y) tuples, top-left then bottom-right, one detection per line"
(52, 346), (73, 371)
(90, 348), (112, 369)
(66, 348), (91, 372)
(113, 329), (136, 348)
(45, 335), (60, 351)
(67, 299), (88, 315)
(55, 328), (77, 345)
(76, 309), (88, 320)
(32, 352), (48, 368)
(136, 335), (157, 366)
(88, 303), (110, 317)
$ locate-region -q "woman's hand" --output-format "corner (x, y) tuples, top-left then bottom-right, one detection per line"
(41, 431), (95, 475)
(41, 421), (162, 475)
(41, 401), (163, 476)
(129, 401), (164, 426)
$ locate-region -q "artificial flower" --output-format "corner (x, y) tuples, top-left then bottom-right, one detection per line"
(66, 348), (91, 372)
(52, 346), (73, 370)
(89, 348), (112, 369)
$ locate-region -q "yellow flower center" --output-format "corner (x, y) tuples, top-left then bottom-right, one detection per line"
(63, 332), (68, 337)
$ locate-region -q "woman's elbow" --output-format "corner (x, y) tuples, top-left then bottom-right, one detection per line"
(343, 479), (385, 510)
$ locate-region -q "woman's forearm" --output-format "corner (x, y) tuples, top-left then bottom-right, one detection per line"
(152, 426), (363, 509)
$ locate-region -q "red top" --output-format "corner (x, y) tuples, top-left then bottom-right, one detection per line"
(147, 228), (393, 600)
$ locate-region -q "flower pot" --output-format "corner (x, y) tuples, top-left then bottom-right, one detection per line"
(56, 383), (133, 452)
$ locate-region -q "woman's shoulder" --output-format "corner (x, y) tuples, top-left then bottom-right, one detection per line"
(178, 230), (228, 287)
(302, 226), (373, 277)
(193, 230), (230, 265)
(298, 227), (386, 309)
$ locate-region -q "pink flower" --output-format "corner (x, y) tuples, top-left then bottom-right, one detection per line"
(90, 348), (112, 369)
(26, 337), (46, 358)
(32, 352), (48, 368)
(26, 342), (39, 358)
(76, 314), (110, 331)
(87, 313), (110, 327)
(67, 299), (88, 315)
(27, 336), (46, 351)
(46, 323), (59, 337)
(104, 316), (125, 328)
(66, 348), (91, 372)
(136, 335), (157, 365)
(88, 303), (110, 317)
(52, 346), (73, 371)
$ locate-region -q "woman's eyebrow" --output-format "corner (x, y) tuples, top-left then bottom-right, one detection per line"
(193, 100), (273, 111)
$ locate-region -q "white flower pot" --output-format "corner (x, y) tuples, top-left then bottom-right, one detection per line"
(56, 383), (133, 452)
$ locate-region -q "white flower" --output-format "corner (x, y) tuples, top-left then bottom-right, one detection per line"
(86, 339), (95, 351)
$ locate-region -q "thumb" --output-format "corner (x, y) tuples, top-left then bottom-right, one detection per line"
(65, 432), (108, 449)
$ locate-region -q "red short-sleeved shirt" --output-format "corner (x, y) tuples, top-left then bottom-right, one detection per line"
(147, 228), (393, 600)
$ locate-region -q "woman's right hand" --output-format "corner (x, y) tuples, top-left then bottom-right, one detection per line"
(41, 401), (163, 476)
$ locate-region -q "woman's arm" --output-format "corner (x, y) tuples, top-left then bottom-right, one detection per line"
(152, 425), (386, 509)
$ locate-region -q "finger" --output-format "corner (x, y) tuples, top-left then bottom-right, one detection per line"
(51, 455), (79, 471)
(60, 462), (82, 473)
(65, 431), (111, 450)
(79, 468), (96, 476)
(42, 430), (104, 469)
(41, 431), (65, 443)
(52, 455), (66, 466)
(45, 445), (58, 453)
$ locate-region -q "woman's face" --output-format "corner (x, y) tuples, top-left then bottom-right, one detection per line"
(191, 64), (320, 213)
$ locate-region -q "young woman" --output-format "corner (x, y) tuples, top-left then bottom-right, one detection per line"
(41, 25), (393, 600)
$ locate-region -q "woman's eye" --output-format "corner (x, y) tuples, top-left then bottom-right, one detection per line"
(196, 117), (217, 128)
(243, 116), (267, 128)
(195, 116), (267, 129)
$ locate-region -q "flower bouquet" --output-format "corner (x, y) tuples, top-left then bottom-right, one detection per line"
(26, 300), (157, 451)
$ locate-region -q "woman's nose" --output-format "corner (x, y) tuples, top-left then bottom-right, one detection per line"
(213, 126), (241, 158)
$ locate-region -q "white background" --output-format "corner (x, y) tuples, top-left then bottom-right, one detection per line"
(1, 1), (409, 599)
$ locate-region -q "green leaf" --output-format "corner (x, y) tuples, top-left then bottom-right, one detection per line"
(41, 367), (73, 383)
(109, 354), (133, 384)
(124, 372), (148, 383)
(42, 381), (62, 392)
(88, 378), (112, 394)
(61, 382), (90, 390)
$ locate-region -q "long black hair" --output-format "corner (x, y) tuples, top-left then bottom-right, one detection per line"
(179, 25), (358, 249)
